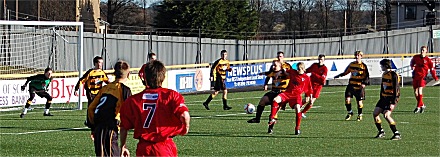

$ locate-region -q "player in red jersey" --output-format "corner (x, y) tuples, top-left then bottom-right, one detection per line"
(138, 53), (157, 85)
(302, 54), (328, 118)
(410, 46), (438, 113)
(119, 60), (190, 157)
(268, 62), (312, 135)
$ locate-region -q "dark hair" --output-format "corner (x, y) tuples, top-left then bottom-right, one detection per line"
(221, 50), (227, 54)
(318, 54), (325, 58)
(114, 61), (130, 79)
(93, 56), (103, 64)
(44, 67), (52, 73)
(354, 51), (363, 56)
(148, 53), (156, 60)
(277, 51), (284, 55)
(144, 60), (166, 88)
(380, 59), (392, 69)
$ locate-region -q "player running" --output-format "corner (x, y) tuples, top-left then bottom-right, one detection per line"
(20, 67), (54, 118)
(410, 46), (438, 113)
(119, 60), (190, 157)
(334, 51), (370, 121)
(268, 62), (312, 135)
(373, 59), (401, 140)
(302, 54), (328, 118)
(247, 60), (290, 123)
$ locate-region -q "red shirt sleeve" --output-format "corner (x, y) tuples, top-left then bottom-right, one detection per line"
(138, 64), (146, 81)
(172, 92), (189, 118)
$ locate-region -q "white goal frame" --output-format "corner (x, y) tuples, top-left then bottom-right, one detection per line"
(0, 20), (84, 110)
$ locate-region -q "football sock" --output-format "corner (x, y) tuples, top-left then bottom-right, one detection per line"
(205, 95), (213, 104)
(417, 95), (424, 107)
(45, 101), (52, 109)
(22, 107), (28, 114)
(358, 108), (363, 115)
(222, 98), (228, 107)
(345, 103), (352, 112)
(390, 122), (398, 133)
(302, 103), (312, 113)
(270, 101), (280, 119)
(295, 111), (302, 131)
(255, 105), (265, 120)
(44, 109), (50, 114)
(375, 119), (382, 132)
(25, 100), (32, 108)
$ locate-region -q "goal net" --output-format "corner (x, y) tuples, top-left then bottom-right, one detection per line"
(0, 21), (84, 111)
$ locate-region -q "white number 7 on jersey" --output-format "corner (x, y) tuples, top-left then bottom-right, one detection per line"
(143, 103), (156, 128)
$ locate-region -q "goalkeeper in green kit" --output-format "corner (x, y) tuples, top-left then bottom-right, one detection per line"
(20, 67), (54, 118)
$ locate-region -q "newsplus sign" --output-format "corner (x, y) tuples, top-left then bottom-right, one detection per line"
(225, 64), (266, 88)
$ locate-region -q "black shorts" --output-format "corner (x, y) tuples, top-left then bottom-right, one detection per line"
(375, 97), (399, 111)
(213, 78), (226, 91)
(263, 91), (281, 102)
(29, 87), (51, 99)
(93, 125), (120, 157)
(345, 85), (365, 101)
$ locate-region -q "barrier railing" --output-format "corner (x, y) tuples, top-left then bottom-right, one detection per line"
(1, 52), (439, 79)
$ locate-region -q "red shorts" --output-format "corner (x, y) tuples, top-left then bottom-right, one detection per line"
(277, 92), (302, 109)
(136, 138), (177, 157)
(312, 84), (323, 98)
(412, 78), (426, 89)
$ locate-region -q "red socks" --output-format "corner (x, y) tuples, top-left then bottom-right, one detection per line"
(270, 101), (280, 119)
(295, 111), (302, 131)
(302, 104), (312, 114)
(417, 95), (424, 107)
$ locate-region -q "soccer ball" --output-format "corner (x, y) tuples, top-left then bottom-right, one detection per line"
(244, 103), (255, 114)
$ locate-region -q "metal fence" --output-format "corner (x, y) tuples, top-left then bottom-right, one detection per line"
(2, 24), (439, 71)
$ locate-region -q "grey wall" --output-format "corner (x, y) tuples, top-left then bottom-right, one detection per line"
(1, 25), (439, 73)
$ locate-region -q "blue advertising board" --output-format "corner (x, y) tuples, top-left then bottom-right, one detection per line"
(225, 64), (267, 88)
(175, 73), (196, 93)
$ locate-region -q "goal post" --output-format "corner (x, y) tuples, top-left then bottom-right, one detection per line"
(0, 20), (84, 110)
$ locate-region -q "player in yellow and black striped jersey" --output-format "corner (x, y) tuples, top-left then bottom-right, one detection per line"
(74, 56), (110, 129)
(263, 51), (292, 91)
(248, 60), (290, 124)
(88, 61), (132, 156)
(373, 59), (401, 140)
(334, 51), (370, 121)
(203, 50), (233, 110)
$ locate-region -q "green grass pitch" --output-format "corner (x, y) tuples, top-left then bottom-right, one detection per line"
(1, 85), (439, 156)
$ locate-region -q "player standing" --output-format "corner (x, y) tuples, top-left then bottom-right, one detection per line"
(119, 60), (190, 157)
(87, 61), (132, 156)
(268, 62), (312, 135)
(138, 53), (157, 85)
(373, 59), (401, 140)
(74, 56), (110, 137)
(334, 51), (370, 121)
(247, 60), (290, 123)
(202, 50), (232, 110)
(302, 54), (328, 118)
(20, 67), (54, 118)
(410, 46), (438, 113)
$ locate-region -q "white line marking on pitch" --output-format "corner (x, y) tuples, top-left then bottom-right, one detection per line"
(0, 127), (88, 135)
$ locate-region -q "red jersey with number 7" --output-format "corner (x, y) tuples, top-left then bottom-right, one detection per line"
(410, 54), (438, 80)
(119, 88), (189, 143)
